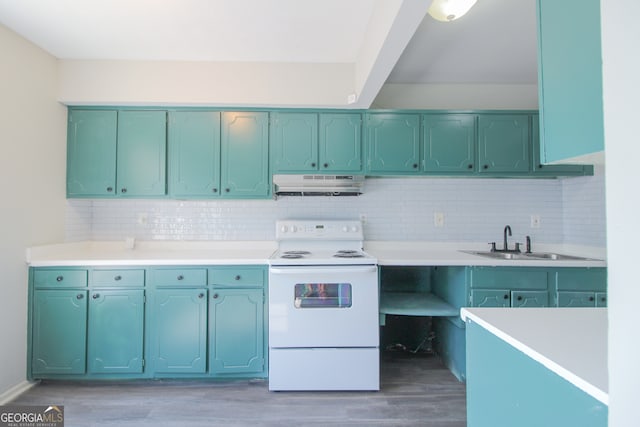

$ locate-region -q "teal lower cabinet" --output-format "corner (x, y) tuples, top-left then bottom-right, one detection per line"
(466, 319), (607, 427)
(431, 266), (605, 382)
(31, 289), (88, 376)
(209, 288), (264, 374)
(148, 288), (208, 374)
(87, 289), (145, 374)
(29, 265), (268, 380)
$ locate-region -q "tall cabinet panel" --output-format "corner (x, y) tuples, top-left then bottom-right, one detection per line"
(169, 111), (221, 197)
(221, 112), (270, 198)
(366, 113), (421, 174)
(87, 289), (144, 374)
(537, 0), (604, 162)
(116, 111), (167, 196)
(478, 115), (530, 173)
(319, 113), (362, 172)
(423, 114), (475, 173)
(270, 112), (318, 172)
(66, 110), (117, 197)
(32, 290), (88, 375)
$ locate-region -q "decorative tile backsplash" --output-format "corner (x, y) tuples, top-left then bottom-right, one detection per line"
(66, 170), (606, 247)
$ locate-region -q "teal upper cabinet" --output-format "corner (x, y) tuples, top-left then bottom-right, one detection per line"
(423, 114), (475, 173)
(271, 112), (362, 173)
(168, 111), (221, 197)
(537, 0), (604, 163)
(270, 112), (318, 172)
(116, 111), (167, 197)
(531, 115), (589, 176)
(221, 112), (270, 198)
(67, 110), (117, 197)
(366, 113), (421, 174)
(477, 115), (530, 174)
(319, 113), (362, 172)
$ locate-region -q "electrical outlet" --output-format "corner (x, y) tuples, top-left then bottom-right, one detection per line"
(530, 214), (541, 228)
(434, 212), (445, 227)
(137, 212), (148, 225)
(359, 214), (367, 224)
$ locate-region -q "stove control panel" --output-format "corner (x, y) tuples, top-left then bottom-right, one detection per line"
(276, 220), (363, 240)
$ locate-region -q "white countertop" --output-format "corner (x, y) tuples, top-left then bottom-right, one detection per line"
(26, 240), (278, 266)
(461, 307), (608, 405)
(26, 240), (606, 267)
(365, 241), (606, 268)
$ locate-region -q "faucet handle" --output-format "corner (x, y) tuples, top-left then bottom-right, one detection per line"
(515, 242), (522, 253)
(488, 242), (496, 252)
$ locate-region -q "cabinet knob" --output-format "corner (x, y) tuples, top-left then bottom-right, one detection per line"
(213, 293), (219, 299)
(467, 164), (473, 169)
(121, 188), (127, 193)
(503, 294), (509, 299)
(56, 275), (64, 282)
(225, 188), (230, 193)
(198, 293), (205, 299)
(483, 165), (489, 170)
(517, 295), (523, 301)
(177, 275), (184, 281)
(92, 293), (100, 299)
(106, 187), (113, 192)
(114, 275), (122, 281)
(212, 188), (218, 193)
(76, 293), (84, 300)
(323, 163), (329, 168)
(538, 164), (544, 169)
(235, 275), (241, 281)
(589, 296), (595, 302)
(412, 163), (418, 169)
(311, 162), (316, 168)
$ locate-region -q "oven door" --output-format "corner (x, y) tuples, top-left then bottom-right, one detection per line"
(268, 265), (378, 348)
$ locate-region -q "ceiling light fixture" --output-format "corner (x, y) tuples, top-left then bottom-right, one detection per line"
(428, 0), (478, 22)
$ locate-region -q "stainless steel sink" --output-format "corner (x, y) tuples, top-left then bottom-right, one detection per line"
(461, 250), (596, 261)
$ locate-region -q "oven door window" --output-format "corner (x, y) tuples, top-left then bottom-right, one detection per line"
(294, 283), (352, 308)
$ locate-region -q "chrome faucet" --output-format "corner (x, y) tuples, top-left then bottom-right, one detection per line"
(503, 225), (512, 252)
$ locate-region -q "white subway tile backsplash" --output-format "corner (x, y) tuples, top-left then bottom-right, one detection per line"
(66, 173), (606, 247)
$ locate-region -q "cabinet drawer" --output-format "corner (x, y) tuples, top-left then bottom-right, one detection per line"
(555, 268), (607, 292)
(33, 269), (88, 288)
(471, 289), (510, 307)
(92, 269), (145, 286)
(152, 268), (207, 286)
(511, 291), (549, 307)
(471, 267), (548, 290)
(209, 267), (264, 287)
(557, 291), (597, 307)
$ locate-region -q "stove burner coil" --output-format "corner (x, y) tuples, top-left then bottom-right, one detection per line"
(333, 252), (364, 258)
(283, 250), (311, 255)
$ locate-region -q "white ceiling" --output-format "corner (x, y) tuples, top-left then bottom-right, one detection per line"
(0, 0), (538, 102)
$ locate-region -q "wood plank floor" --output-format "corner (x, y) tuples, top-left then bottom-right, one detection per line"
(11, 351), (466, 426)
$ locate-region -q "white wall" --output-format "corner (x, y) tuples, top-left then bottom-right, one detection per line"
(601, 1), (640, 426)
(0, 24), (67, 400)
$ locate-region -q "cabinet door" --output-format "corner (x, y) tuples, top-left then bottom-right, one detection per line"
(32, 290), (88, 375)
(511, 291), (549, 308)
(537, 0), (603, 162)
(423, 114), (475, 173)
(150, 288), (208, 374)
(319, 113), (362, 173)
(531, 115), (586, 176)
(366, 113), (421, 174)
(116, 111), (167, 196)
(221, 112), (270, 198)
(471, 289), (510, 307)
(169, 111), (221, 197)
(478, 115), (530, 173)
(210, 288), (264, 374)
(87, 289), (144, 374)
(557, 291), (596, 307)
(67, 110), (117, 197)
(270, 112), (318, 172)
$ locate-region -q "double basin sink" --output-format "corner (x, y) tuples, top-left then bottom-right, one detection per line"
(462, 250), (596, 261)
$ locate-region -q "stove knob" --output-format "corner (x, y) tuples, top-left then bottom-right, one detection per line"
(342, 226), (349, 232)
(280, 225), (288, 233)
(351, 225), (359, 232)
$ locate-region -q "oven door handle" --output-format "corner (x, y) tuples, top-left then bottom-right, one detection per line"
(269, 266), (377, 275)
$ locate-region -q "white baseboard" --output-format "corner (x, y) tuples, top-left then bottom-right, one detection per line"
(0, 380), (38, 405)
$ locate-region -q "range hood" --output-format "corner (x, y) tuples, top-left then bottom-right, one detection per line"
(273, 174), (364, 197)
